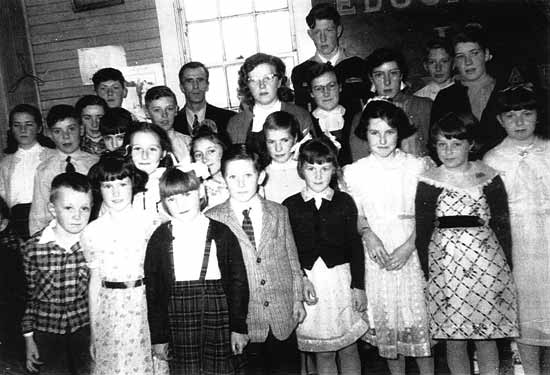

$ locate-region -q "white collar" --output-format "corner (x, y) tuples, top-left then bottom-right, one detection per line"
(230, 194), (262, 214)
(16, 142), (41, 155)
(185, 105), (206, 118)
(38, 219), (79, 249)
(301, 187), (334, 203)
(316, 48), (341, 66)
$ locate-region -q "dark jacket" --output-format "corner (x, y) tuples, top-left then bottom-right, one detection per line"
(430, 80), (507, 159)
(283, 191), (364, 289)
(174, 103), (236, 145)
(144, 219), (249, 344)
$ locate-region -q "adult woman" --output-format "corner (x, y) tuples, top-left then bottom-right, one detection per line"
(227, 53), (312, 153)
(349, 48), (432, 161)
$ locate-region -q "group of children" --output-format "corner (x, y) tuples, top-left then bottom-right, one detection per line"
(0, 60), (548, 375)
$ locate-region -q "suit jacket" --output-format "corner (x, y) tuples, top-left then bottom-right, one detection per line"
(205, 198), (303, 343)
(173, 103), (235, 145)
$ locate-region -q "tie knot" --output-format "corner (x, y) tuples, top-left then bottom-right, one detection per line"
(65, 156), (71, 162)
(65, 156), (76, 173)
(242, 208), (251, 217)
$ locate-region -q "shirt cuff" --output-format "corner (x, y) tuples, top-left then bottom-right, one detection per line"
(23, 331), (33, 337)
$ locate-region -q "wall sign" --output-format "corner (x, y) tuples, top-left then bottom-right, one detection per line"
(321, 0), (461, 15)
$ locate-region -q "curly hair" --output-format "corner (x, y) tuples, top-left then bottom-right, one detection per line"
(237, 53), (289, 109)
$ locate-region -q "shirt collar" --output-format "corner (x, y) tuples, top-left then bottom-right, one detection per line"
(16, 142), (41, 155)
(185, 105), (206, 120)
(230, 194), (262, 215)
(301, 187), (334, 203)
(38, 220), (79, 249)
(316, 48), (342, 66)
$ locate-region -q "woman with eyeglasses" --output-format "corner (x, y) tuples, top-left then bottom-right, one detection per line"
(349, 48), (433, 162)
(226, 53), (312, 156)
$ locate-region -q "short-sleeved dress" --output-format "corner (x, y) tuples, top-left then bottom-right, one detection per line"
(81, 207), (157, 375)
(484, 137), (550, 345)
(343, 149), (432, 359)
(415, 162), (519, 340)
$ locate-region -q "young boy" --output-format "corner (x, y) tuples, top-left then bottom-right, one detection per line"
(206, 144), (305, 375)
(99, 107), (133, 152)
(22, 172), (93, 375)
(144, 85), (192, 164)
(92, 68), (127, 109)
(75, 95), (108, 155)
(28, 105), (99, 236)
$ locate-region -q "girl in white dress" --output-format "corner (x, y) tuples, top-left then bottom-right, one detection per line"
(484, 85), (550, 374)
(83, 152), (156, 375)
(343, 99), (433, 375)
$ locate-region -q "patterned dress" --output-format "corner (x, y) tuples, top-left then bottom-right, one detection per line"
(81, 208), (157, 375)
(484, 137), (550, 345)
(417, 163), (519, 339)
(343, 150), (432, 359)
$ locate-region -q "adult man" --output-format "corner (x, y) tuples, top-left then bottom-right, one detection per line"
(173, 61), (235, 145)
(291, 3), (370, 115)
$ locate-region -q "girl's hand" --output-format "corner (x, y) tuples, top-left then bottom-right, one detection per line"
(386, 242), (414, 271)
(152, 343), (170, 361)
(25, 336), (43, 373)
(352, 288), (367, 312)
(362, 230), (390, 268)
(231, 332), (249, 355)
(293, 301), (307, 324)
(302, 277), (318, 305)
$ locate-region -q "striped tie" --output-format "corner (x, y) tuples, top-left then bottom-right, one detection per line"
(242, 209), (256, 249)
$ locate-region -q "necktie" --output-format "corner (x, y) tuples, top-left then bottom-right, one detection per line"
(242, 209), (256, 249)
(192, 114), (200, 134)
(65, 156), (76, 173)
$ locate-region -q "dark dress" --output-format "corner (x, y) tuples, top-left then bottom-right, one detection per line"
(145, 219), (249, 375)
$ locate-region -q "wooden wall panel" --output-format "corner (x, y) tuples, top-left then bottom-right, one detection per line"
(24, 0), (164, 112)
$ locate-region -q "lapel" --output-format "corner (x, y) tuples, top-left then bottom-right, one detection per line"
(217, 201), (255, 254)
(258, 199), (276, 255)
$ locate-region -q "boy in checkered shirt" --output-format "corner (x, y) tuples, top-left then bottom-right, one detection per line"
(21, 172), (93, 375)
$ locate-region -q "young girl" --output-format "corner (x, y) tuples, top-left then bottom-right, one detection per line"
(145, 167), (249, 374)
(124, 122), (173, 220)
(283, 139), (367, 375)
(262, 111), (305, 203)
(308, 62), (351, 165)
(82, 152), (154, 375)
(416, 112), (518, 375)
(0, 104), (53, 239)
(343, 99), (433, 375)
(483, 85), (549, 374)
(191, 127), (229, 209)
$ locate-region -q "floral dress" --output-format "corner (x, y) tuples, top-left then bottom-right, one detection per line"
(343, 149), (432, 359)
(484, 137), (550, 345)
(81, 208), (157, 375)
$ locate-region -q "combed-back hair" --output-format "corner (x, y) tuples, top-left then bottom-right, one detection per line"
(92, 67), (126, 89)
(144, 85), (178, 107)
(178, 61), (209, 85)
(75, 95), (108, 117)
(221, 143), (262, 176)
(305, 3), (341, 29)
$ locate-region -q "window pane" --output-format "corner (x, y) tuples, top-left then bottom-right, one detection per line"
(206, 67), (229, 108)
(281, 55), (296, 80)
(183, 0), (217, 21)
(255, 0), (288, 11)
(220, 0), (253, 16)
(187, 22), (223, 65)
(257, 11), (292, 55)
(222, 16), (257, 61)
(226, 64), (242, 109)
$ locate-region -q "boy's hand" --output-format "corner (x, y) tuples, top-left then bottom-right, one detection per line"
(152, 343), (170, 361)
(230, 332), (249, 355)
(25, 336), (44, 373)
(302, 277), (318, 305)
(352, 288), (367, 312)
(292, 301), (306, 324)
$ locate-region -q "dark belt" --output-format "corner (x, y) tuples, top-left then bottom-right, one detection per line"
(435, 215), (485, 228)
(101, 279), (144, 289)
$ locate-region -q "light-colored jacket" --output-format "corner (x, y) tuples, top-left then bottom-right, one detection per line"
(206, 198), (303, 343)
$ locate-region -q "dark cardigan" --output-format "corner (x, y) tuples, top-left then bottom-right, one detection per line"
(144, 219), (249, 344)
(415, 175), (512, 279)
(282, 191), (365, 289)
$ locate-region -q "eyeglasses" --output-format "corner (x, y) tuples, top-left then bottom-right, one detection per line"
(311, 81), (339, 95)
(247, 74), (279, 87)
